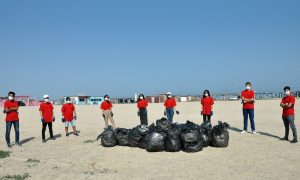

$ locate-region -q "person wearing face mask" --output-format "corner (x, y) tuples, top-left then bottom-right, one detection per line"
(4, 91), (21, 148)
(137, 94), (149, 126)
(39, 95), (55, 143)
(201, 90), (214, 123)
(240, 82), (256, 134)
(100, 95), (116, 129)
(61, 97), (78, 137)
(280, 86), (297, 143)
(164, 92), (179, 124)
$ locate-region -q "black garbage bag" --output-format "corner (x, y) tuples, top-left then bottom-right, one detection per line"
(137, 125), (149, 136)
(180, 129), (201, 144)
(211, 121), (230, 148)
(173, 123), (185, 132)
(182, 141), (203, 152)
(156, 117), (169, 130)
(199, 129), (210, 147)
(145, 132), (165, 152)
(128, 127), (143, 147)
(185, 120), (201, 130)
(115, 128), (131, 146)
(138, 135), (148, 149)
(165, 125), (182, 152)
(98, 126), (116, 147)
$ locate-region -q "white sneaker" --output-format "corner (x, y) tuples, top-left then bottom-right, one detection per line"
(252, 131), (257, 134)
(240, 130), (247, 134)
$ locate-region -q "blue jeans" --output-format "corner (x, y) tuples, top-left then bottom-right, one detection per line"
(166, 108), (174, 124)
(6, 121), (20, 145)
(243, 109), (255, 131)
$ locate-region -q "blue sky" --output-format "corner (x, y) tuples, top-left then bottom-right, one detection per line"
(0, 0), (299, 99)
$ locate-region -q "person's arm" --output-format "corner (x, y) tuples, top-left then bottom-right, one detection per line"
(5, 106), (19, 113)
(40, 111), (43, 118)
(74, 109), (77, 117)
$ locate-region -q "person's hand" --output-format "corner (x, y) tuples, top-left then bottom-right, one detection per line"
(102, 114), (105, 118)
(201, 111), (203, 116)
(137, 111), (140, 116)
(52, 117), (56, 122)
(164, 111), (166, 116)
(210, 111), (214, 116)
(110, 112), (114, 117)
(62, 118), (65, 123)
(176, 111), (180, 115)
(3, 110), (6, 114)
(74, 116), (77, 120)
(41, 118), (45, 123)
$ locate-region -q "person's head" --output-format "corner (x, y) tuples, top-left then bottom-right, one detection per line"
(166, 92), (172, 99)
(66, 97), (71, 103)
(8, 91), (15, 101)
(104, 95), (110, 101)
(245, 82), (252, 90)
(43, 95), (50, 103)
(203, 90), (211, 98)
(138, 94), (145, 101)
(284, 86), (291, 96)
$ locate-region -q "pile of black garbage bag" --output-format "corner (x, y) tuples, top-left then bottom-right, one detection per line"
(97, 117), (230, 153)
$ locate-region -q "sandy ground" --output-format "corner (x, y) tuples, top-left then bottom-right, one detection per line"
(0, 100), (299, 180)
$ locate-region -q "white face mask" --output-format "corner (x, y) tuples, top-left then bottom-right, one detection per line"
(167, 95), (172, 98)
(285, 91), (291, 96)
(66, 101), (71, 104)
(104, 97), (109, 101)
(44, 98), (50, 102)
(139, 96), (144, 100)
(246, 86), (251, 90)
(205, 93), (209, 97)
(8, 96), (14, 101)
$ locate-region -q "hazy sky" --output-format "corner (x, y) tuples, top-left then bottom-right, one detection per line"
(1, 0), (299, 99)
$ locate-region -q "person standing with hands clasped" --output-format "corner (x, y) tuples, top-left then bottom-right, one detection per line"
(61, 97), (78, 137)
(4, 91), (21, 148)
(280, 86), (297, 143)
(101, 95), (116, 129)
(39, 95), (55, 143)
(240, 82), (256, 134)
(201, 90), (214, 123)
(137, 94), (148, 126)
(164, 92), (179, 124)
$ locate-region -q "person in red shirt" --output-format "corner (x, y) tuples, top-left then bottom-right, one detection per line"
(201, 90), (214, 123)
(164, 92), (179, 124)
(240, 82), (256, 134)
(4, 91), (20, 148)
(137, 94), (149, 125)
(100, 95), (116, 129)
(61, 97), (78, 137)
(280, 86), (297, 143)
(39, 95), (55, 143)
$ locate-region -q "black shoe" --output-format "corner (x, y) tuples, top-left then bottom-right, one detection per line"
(279, 137), (289, 141)
(7, 144), (12, 148)
(66, 134), (69, 137)
(42, 140), (46, 143)
(291, 139), (298, 143)
(74, 132), (79, 136)
(50, 137), (56, 140)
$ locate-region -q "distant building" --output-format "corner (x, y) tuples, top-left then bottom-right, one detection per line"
(63, 95), (104, 105)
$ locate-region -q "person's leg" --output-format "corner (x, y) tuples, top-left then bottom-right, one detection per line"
(108, 113), (117, 129)
(65, 121), (69, 136)
(42, 122), (47, 141)
(282, 116), (290, 139)
(207, 115), (211, 123)
(243, 109), (249, 131)
(13, 121), (20, 144)
(48, 122), (54, 139)
(249, 109), (255, 132)
(140, 109), (148, 126)
(5, 122), (13, 146)
(103, 111), (109, 129)
(167, 108), (174, 124)
(71, 120), (78, 135)
(203, 115), (207, 123)
(288, 116), (297, 141)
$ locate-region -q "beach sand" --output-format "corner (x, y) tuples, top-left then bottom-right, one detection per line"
(0, 100), (299, 180)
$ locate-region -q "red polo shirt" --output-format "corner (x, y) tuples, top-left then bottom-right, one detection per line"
(281, 95), (295, 117)
(201, 97), (214, 115)
(164, 98), (177, 108)
(101, 101), (113, 110)
(61, 103), (75, 121)
(39, 102), (54, 122)
(4, 100), (19, 122)
(241, 90), (255, 109)
(137, 99), (148, 109)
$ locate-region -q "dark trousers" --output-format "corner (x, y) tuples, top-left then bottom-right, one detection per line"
(5, 121), (20, 145)
(282, 115), (297, 140)
(139, 108), (148, 126)
(203, 115), (211, 123)
(243, 109), (255, 131)
(166, 108), (174, 124)
(42, 122), (53, 140)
